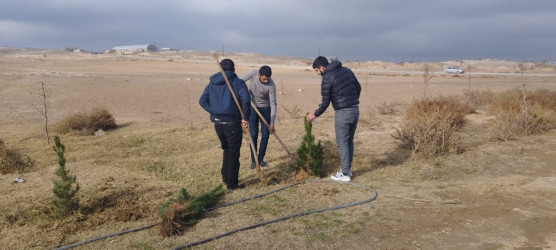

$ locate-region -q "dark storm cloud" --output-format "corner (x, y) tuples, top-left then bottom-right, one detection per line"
(1, 0), (555, 61)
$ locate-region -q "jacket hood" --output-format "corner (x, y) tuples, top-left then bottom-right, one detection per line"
(324, 60), (342, 74)
(210, 71), (237, 85)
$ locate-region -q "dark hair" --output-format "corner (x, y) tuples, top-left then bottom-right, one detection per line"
(220, 59), (235, 71)
(312, 56), (329, 69)
(259, 65), (272, 77)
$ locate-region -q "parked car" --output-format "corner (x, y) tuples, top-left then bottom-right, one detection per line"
(444, 66), (464, 74)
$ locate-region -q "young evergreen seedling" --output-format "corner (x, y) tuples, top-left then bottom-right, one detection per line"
(159, 185), (225, 236)
(52, 136), (79, 217)
(296, 115), (324, 176)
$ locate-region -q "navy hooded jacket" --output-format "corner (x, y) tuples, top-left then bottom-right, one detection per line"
(314, 60), (361, 117)
(199, 71), (251, 122)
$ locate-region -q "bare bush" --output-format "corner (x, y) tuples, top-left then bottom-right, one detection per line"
(55, 107), (117, 135)
(528, 89), (556, 112)
(0, 139), (34, 174)
(393, 95), (471, 158)
(463, 89), (496, 110)
(489, 114), (523, 141)
(377, 101), (397, 115)
(488, 88), (555, 141)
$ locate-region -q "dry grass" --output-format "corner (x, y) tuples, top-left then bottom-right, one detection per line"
(393, 95), (472, 158)
(1, 92), (555, 248)
(2, 50), (556, 249)
(0, 122), (359, 248)
(0, 139), (34, 174)
(55, 107), (117, 135)
(0, 125), (228, 248)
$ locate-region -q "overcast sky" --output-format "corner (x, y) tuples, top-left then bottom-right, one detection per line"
(1, 0), (555, 62)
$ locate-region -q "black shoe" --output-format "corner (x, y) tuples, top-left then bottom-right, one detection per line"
(227, 184), (245, 190)
(260, 161), (268, 167)
(250, 162), (255, 169)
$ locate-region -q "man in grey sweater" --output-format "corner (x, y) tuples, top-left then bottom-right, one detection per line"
(241, 66), (277, 169)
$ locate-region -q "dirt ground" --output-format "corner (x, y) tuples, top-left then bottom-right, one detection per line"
(1, 47), (556, 249)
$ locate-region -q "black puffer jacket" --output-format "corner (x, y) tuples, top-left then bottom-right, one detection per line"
(314, 60), (361, 117)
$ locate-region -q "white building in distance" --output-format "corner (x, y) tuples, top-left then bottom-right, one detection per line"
(107, 44), (157, 54)
(161, 47), (179, 52)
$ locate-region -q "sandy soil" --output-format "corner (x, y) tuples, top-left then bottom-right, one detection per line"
(1, 47), (556, 249)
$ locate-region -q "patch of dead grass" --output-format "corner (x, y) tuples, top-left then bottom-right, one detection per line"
(0, 139), (34, 174)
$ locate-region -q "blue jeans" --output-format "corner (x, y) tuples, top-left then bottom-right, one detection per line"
(334, 105), (359, 175)
(249, 106), (271, 163)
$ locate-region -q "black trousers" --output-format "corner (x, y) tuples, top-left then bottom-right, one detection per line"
(214, 121), (243, 189)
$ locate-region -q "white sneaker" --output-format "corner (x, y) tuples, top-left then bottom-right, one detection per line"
(331, 171), (351, 182)
(334, 170), (352, 177)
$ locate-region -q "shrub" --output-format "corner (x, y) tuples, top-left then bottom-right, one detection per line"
(462, 89), (496, 109)
(528, 89), (556, 112)
(0, 139), (34, 174)
(52, 136), (80, 217)
(55, 107), (116, 135)
(377, 101), (397, 115)
(488, 88), (555, 141)
(393, 95), (471, 158)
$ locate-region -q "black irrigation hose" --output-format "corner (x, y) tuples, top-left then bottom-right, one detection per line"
(204, 181), (302, 212)
(55, 180), (377, 250)
(172, 180), (378, 249)
(55, 183), (301, 250)
(55, 223), (158, 250)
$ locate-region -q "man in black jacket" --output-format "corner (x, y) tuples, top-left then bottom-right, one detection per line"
(306, 56), (361, 182)
(199, 59), (251, 190)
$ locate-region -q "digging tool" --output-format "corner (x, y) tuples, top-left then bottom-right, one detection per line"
(212, 54), (267, 186)
(249, 102), (295, 161)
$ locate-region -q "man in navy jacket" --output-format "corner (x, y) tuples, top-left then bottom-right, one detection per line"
(306, 56), (361, 182)
(200, 59), (250, 190)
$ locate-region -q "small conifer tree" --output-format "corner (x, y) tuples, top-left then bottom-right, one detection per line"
(52, 136), (79, 217)
(296, 116), (324, 176)
(159, 185), (225, 236)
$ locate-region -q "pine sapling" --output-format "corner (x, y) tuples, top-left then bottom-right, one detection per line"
(52, 136), (79, 217)
(159, 185), (225, 236)
(296, 116), (324, 176)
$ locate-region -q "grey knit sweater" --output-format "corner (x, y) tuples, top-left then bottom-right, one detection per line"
(241, 69), (277, 124)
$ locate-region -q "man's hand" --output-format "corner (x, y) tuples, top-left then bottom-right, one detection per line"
(306, 113), (316, 123)
(269, 123), (275, 134)
(241, 120), (249, 128)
